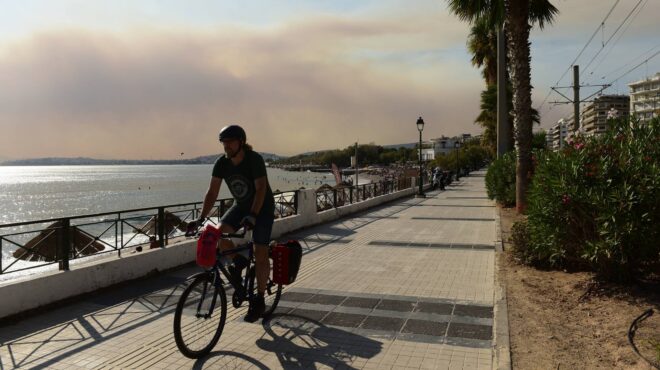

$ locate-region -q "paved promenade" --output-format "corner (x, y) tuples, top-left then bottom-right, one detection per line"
(0, 171), (500, 370)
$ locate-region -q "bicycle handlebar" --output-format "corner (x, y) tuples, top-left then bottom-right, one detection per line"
(220, 229), (247, 239)
(185, 224), (247, 239)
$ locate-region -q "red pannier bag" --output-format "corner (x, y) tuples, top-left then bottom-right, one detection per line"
(196, 225), (219, 268)
(271, 240), (302, 285)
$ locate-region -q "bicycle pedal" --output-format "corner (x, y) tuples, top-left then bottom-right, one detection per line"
(232, 288), (247, 308)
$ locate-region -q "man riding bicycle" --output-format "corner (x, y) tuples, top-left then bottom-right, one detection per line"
(188, 124), (275, 323)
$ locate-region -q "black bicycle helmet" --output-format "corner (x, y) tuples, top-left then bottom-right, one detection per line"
(218, 125), (246, 142)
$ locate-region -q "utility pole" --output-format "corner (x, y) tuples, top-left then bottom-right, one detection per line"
(573, 65), (580, 131)
(496, 26), (510, 157)
(550, 65), (610, 131)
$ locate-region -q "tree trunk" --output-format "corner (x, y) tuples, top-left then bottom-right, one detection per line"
(486, 29), (498, 87)
(506, 0), (533, 214)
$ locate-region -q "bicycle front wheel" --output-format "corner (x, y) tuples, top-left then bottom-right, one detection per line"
(173, 273), (227, 359)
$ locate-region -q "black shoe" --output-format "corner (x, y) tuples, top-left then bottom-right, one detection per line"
(244, 295), (265, 323)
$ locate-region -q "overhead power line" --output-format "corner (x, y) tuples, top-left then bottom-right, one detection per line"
(599, 42), (660, 80)
(607, 49), (660, 86)
(536, 0), (620, 113)
(586, 0), (648, 83)
(581, 0), (645, 77)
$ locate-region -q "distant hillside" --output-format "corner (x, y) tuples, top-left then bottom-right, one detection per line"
(1, 152), (285, 166)
(382, 143), (416, 150)
(295, 142), (416, 156)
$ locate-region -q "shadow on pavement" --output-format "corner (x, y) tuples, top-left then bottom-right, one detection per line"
(256, 313), (382, 369)
(288, 196), (425, 257)
(193, 350), (269, 370)
(0, 272), (192, 369)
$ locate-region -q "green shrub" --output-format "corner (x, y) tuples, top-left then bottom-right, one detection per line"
(525, 117), (660, 281)
(485, 151), (516, 206)
(509, 220), (532, 262)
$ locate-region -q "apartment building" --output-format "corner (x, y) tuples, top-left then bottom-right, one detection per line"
(429, 134), (471, 157)
(629, 72), (660, 123)
(581, 95), (630, 136)
(548, 119), (569, 150)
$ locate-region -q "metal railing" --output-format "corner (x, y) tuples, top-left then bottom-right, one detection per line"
(0, 190), (298, 275)
(315, 178), (413, 212)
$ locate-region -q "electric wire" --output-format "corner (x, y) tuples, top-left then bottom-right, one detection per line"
(600, 42), (660, 82)
(607, 49), (660, 86)
(536, 0), (620, 114)
(586, 0), (648, 84)
(581, 0), (645, 77)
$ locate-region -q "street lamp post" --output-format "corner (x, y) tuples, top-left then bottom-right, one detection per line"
(416, 117), (425, 198)
(454, 141), (460, 181)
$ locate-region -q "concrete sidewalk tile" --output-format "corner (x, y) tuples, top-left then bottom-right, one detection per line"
(0, 172), (498, 369)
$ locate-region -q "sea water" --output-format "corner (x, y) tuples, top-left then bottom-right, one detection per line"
(0, 164), (337, 279)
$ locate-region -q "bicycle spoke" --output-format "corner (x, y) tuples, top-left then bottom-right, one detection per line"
(174, 274), (227, 358)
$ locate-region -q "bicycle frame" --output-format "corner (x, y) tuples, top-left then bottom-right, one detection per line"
(193, 239), (254, 318)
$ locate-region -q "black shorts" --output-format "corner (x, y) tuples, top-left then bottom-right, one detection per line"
(220, 205), (274, 245)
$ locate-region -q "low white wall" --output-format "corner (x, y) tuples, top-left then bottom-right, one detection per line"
(0, 182), (418, 320)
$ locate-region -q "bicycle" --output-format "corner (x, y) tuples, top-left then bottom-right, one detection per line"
(173, 226), (283, 359)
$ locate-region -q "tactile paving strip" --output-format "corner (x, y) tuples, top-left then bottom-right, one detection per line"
(260, 288), (493, 348)
(367, 241), (494, 250)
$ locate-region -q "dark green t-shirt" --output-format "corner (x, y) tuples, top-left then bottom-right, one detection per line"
(212, 150), (275, 216)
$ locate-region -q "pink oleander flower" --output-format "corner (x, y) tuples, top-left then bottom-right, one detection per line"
(562, 194), (571, 205)
(574, 142), (585, 150)
(607, 108), (619, 120)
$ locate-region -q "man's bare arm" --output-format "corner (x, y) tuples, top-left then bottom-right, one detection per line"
(199, 177), (222, 219)
(250, 176), (268, 216)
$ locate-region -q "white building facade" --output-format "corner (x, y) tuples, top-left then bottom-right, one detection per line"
(629, 72), (660, 123)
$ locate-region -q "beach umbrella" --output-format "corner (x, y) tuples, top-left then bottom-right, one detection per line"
(13, 220), (105, 262)
(133, 211), (188, 235)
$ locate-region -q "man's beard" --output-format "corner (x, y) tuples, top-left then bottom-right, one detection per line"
(225, 144), (242, 158)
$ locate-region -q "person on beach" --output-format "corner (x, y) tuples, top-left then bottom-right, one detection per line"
(187, 124), (275, 323)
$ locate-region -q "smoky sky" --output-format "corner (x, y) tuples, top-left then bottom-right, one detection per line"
(0, 17), (482, 159)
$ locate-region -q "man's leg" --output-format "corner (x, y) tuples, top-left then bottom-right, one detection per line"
(218, 223), (236, 253)
(218, 206), (245, 260)
(243, 214), (273, 323)
(253, 244), (270, 294)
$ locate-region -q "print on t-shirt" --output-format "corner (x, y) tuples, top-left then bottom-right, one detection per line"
(226, 174), (252, 202)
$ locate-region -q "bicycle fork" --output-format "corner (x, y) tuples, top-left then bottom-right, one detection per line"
(196, 271), (220, 319)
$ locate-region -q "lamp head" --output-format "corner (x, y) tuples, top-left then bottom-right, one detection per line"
(416, 117), (424, 132)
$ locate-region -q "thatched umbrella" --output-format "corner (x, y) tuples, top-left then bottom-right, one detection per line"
(13, 220), (105, 262)
(133, 211), (188, 235)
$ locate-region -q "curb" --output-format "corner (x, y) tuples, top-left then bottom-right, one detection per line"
(493, 204), (512, 370)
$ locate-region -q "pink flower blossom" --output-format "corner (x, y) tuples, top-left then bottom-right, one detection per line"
(562, 194), (571, 205)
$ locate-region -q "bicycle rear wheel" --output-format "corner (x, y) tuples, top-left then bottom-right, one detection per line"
(173, 273), (227, 359)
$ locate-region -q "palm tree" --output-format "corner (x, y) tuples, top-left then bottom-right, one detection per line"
(476, 84), (540, 154)
(447, 0), (558, 213)
(467, 17), (498, 86)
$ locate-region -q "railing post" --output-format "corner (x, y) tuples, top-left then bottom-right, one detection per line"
(350, 187), (353, 204)
(294, 191), (299, 214)
(157, 207), (165, 248)
(115, 213), (119, 251)
(0, 237), (3, 273)
(333, 189), (338, 208)
(58, 219), (70, 271)
(120, 213), (124, 257)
